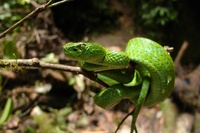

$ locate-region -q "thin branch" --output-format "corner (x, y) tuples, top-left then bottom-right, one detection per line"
(0, 0), (71, 38)
(115, 109), (134, 133)
(174, 41), (189, 77)
(115, 108), (137, 133)
(174, 41), (188, 66)
(49, 0), (73, 8)
(0, 58), (109, 87)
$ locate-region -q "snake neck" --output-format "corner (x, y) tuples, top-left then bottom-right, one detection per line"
(80, 49), (130, 71)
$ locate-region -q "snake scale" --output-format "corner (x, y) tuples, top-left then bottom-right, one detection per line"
(63, 37), (175, 133)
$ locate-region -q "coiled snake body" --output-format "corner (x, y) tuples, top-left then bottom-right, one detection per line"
(63, 37), (175, 132)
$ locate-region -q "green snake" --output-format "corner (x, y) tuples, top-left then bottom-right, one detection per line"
(63, 37), (175, 132)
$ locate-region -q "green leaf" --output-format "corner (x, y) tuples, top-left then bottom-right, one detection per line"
(0, 98), (13, 126)
(3, 41), (19, 59)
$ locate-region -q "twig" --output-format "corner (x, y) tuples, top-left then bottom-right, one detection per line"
(0, 0), (71, 38)
(0, 58), (109, 87)
(164, 46), (174, 53)
(30, 0), (41, 8)
(174, 41), (189, 77)
(115, 109), (135, 133)
(49, 0), (73, 8)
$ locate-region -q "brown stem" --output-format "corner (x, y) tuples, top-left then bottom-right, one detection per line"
(174, 41), (189, 77)
(0, 58), (109, 87)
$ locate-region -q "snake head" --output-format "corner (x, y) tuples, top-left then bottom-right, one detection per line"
(63, 42), (106, 62)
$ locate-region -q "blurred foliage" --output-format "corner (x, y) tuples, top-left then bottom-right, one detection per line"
(29, 106), (72, 133)
(3, 40), (19, 59)
(140, 0), (178, 27)
(0, 0), (32, 32)
(131, 0), (179, 41)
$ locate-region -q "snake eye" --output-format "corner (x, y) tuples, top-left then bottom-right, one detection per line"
(79, 43), (86, 49)
(72, 43), (86, 52)
(73, 48), (78, 52)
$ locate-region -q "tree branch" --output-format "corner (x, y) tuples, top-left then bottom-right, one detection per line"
(0, 58), (109, 87)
